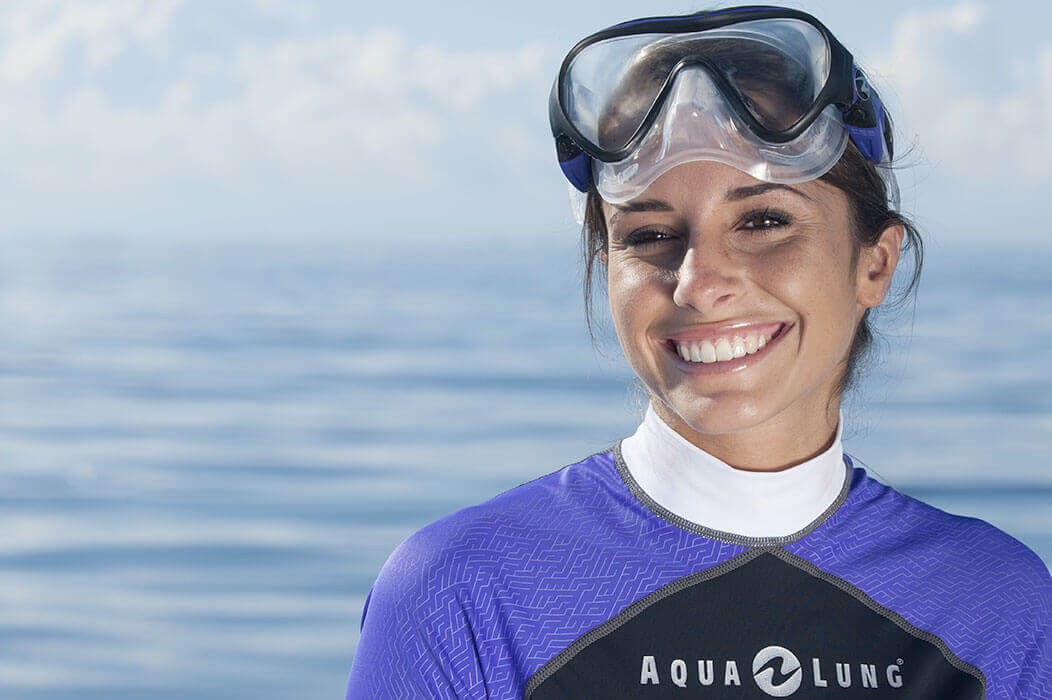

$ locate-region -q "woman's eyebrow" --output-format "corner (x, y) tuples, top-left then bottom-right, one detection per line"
(724, 183), (813, 202)
(609, 198), (674, 225)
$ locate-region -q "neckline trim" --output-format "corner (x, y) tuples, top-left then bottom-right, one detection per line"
(612, 440), (854, 546)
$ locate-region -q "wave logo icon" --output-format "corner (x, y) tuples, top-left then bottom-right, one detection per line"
(752, 646), (803, 697)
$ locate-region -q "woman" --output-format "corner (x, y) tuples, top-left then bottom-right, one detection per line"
(347, 7), (1050, 698)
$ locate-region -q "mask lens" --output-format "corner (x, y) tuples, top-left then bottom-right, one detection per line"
(562, 33), (668, 151)
(562, 19), (830, 153)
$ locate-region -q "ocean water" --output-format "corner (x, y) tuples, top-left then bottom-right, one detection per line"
(0, 231), (1048, 699)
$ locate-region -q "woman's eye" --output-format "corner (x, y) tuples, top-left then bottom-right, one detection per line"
(623, 229), (676, 247)
(740, 209), (791, 232)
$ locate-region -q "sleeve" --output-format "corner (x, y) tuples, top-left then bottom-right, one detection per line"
(345, 530), (488, 700)
(1011, 561), (1052, 699)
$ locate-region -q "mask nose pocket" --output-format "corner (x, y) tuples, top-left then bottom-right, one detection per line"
(594, 64), (851, 204)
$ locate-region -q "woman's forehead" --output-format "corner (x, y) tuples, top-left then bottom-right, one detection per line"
(602, 161), (842, 218)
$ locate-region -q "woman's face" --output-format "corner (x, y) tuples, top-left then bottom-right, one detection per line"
(602, 160), (899, 448)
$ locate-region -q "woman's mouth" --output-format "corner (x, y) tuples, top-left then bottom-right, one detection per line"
(663, 322), (790, 371)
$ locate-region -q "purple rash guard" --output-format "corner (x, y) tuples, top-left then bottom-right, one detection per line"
(346, 447), (1051, 699)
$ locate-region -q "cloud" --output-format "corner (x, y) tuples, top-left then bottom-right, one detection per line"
(870, 1), (1052, 184)
(2, 0), (1047, 238)
(0, 2), (556, 234)
(250, 0), (315, 22)
(216, 29), (551, 169)
(0, 0), (180, 81)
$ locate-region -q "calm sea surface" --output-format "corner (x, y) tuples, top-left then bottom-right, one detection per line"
(0, 232), (1049, 698)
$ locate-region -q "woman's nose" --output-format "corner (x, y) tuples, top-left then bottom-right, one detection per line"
(671, 243), (742, 313)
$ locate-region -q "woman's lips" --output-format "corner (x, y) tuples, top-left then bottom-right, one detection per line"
(662, 322), (791, 374)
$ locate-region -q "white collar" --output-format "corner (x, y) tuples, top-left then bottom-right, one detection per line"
(619, 402), (848, 538)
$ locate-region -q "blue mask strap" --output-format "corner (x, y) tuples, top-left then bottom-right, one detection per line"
(559, 151), (592, 193)
(843, 68), (887, 163)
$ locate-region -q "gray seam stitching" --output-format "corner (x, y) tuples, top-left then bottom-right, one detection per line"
(522, 548), (764, 698)
(769, 547), (989, 693)
(612, 439), (853, 546)
(524, 547), (989, 697)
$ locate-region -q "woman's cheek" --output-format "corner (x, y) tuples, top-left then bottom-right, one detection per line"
(747, 238), (838, 299)
(610, 257), (661, 300)
(608, 260), (666, 341)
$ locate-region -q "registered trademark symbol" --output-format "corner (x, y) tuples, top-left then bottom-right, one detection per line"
(897, 659), (904, 665)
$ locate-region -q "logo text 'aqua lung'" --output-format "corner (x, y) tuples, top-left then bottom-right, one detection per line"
(640, 646), (904, 696)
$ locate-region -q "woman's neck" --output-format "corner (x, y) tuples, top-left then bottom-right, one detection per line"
(650, 398), (841, 473)
(618, 401), (849, 537)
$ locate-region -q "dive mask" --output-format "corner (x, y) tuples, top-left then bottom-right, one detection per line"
(548, 6), (896, 216)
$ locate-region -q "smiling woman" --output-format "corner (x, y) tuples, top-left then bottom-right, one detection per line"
(345, 6), (1050, 699)
(597, 163), (902, 471)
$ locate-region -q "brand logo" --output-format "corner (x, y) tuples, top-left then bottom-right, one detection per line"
(752, 646), (802, 697)
(640, 648), (904, 694)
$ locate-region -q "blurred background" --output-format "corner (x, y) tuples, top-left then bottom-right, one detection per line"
(0, 1), (1049, 698)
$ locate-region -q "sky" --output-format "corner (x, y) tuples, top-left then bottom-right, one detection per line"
(1, 0), (1050, 243)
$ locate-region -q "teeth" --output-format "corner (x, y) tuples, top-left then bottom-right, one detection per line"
(673, 328), (778, 364)
(731, 336), (747, 359)
(714, 338), (733, 362)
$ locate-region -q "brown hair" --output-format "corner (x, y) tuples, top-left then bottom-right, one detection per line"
(580, 120), (923, 397)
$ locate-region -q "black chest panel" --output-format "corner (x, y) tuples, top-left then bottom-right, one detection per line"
(527, 550), (983, 699)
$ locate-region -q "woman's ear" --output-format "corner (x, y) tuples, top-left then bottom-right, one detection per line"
(856, 223), (904, 308)
(598, 247), (608, 265)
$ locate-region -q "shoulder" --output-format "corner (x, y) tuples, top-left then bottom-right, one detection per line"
(373, 447), (619, 604)
(846, 467), (1050, 594)
(802, 467), (1051, 691)
(834, 467), (1051, 658)
(350, 449), (621, 697)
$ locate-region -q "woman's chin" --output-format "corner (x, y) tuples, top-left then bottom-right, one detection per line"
(656, 392), (774, 438)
